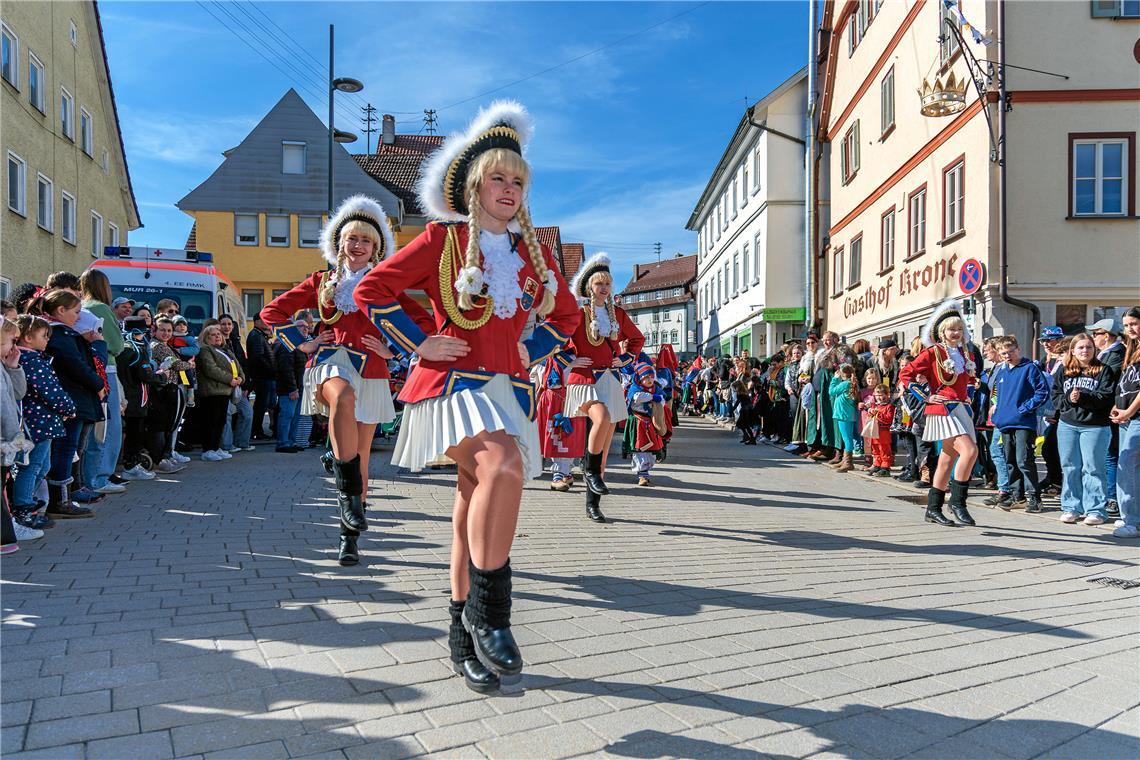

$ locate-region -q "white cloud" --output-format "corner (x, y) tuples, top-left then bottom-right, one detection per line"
(120, 110), (258, 169)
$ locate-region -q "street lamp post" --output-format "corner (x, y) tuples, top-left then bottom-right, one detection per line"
(327, 24), (363, 215)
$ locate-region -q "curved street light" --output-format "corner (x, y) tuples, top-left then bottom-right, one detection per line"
(328, 26), (363, 214)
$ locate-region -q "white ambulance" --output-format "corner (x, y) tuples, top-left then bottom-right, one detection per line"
(89, 247), (248, 336)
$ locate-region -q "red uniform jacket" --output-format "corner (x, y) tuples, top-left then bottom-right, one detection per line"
(261, 270), (432, 380)
(353, 222), (581, 414)
(898, 343), (974, 415)
(564, 305), (644, 386)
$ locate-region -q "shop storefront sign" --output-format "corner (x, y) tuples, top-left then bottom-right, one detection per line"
(843, 253), (960, 320)
(762, 307), (807, 322)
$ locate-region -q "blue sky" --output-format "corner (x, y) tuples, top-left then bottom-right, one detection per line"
(101, 0), (808, 289)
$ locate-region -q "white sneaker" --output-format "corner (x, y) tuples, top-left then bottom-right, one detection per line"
(14, 523), (44, 541)
(170, 452), (191, 464)
(201, 450), (223, 462)
(1112, 525), (1139, 539)
(216, 449), (233, 459)
(240, 446), (256, 452)
(121, 465), (156, 481)
(94, 483), (127, 495)
(156, 459), (186, 474)
(1084, 514), (1106, 526)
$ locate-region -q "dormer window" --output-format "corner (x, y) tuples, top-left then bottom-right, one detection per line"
(282, 141), (306, 174)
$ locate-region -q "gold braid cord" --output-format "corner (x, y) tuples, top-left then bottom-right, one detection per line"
(316, 270), (344, 325)
(582, 303), (605, 346)
(439, 225), (494, 330)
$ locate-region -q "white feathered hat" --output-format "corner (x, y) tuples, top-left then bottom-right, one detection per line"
(416, 100), (534, 224)
(571, 252), (612, 301)
(319, 194), (396, 267)
(921, 297), (973, 347)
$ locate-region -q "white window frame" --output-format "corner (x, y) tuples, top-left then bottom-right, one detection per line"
(90, 210), (103, 257)
(298, 215), (321, 247)
(282, 141), (306, 175)
(943, 159), (965, 238)
(69, 20), (78, 47)
(108, 221), (119, 246)
(2, 22), (18, 88)
(741, 160), (749, 206)
(752, 232), (762, 283)
(880, 66), (894, 137)
(732, 252), (740, 295)
(732, 177), (739, 218)
(7, 150), (27, 216)
(60, 86), (74, 140)
(234, 213), (259, 245)
(832, 247), (844, 296)
(36, 173), (52, 230)
(80, 107), (93, 155)
(61, 190), (76, 244)
(880, 207), (895, 272)
(28, 50), (44, 112)
(908, 187), (927, 258)
(1072, 138), (1129, 217)
(841, 120), (860, 184)
(939, 1), (961, 63)
(266, 214), (290, 247)
(741, 242), (750, 290)
(849, 235), (862, 288)
(752, 147), (761, 194)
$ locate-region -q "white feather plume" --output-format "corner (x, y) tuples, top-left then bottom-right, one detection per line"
(571, 252), (612, 300)
(416, 100), (535, 224)
(921, 297), (972, 347)
(319, 194), (396, 267)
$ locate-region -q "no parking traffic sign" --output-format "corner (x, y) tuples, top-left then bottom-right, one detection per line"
(959, 258), (985, 295)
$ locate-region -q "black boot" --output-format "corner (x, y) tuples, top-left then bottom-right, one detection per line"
(586, 488), (606, 523)
(449, 600), (500, 694)
(333, 455), (367, 532)
(46, 482), (94, 519)
(948, 478), (976, 526)
(583, 451), (609, 495)
(462, 560), (522, 677)
(924, 487), (955, 526)
(338, 524), (360, 566)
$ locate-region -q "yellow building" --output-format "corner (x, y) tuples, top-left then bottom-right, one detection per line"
(177, 90), (406, 318)
(816, 0), (1139, 345)
(1, 0), (140, 293)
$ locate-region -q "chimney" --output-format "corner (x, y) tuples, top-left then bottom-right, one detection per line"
(381, 114), (396, 146)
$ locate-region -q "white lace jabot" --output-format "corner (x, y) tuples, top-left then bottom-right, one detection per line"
(333, 266), (369, 314)
(480, 230), (523, 320)
(593, 304), (615, 338)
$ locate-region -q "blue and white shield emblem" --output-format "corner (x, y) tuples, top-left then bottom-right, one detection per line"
(520, 277), (539, 311)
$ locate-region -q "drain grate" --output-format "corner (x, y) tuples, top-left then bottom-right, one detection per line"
(1060, 557), (1102, 567)
(1088, 577), (1140, 590)
(890, 494), (929, 505)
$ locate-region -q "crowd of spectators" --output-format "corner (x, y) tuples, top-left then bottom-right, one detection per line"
(0, 269), (329, 554)
(677, 309), (1140, 539)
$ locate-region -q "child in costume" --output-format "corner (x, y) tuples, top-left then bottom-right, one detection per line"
(536, 358), (584, 491)
(561, 253), (645, 523)
(354, 102), (580, 694)
(898, 299), (979, 526)
(865, 384), (895, 476)
(627, 362), (665, 485)
(262, 196), (433, 567)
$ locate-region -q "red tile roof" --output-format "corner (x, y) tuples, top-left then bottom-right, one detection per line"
(353, 135), (445, 215)
(622, 293), (692, 310)
(620, 254), (698, 295)
(534, 226), (563, 271)
(185, 222), (197, 251)
(560, 242), (585, 281)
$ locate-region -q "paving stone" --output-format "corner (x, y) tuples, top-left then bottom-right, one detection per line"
(415, 718), (496, 752)
(169, 708), (303, 756)
(23, 709), (139, 750)
(86, 730), (175, 759)
(478, 720), (607, 758)
(31, 689), (111, 721)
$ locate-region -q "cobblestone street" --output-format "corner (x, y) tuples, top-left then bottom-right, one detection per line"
(2, 418), (1138, 759)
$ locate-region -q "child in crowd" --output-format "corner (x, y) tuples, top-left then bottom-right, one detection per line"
(627, 362), (666, 485)
(858, 367), (882, 470)
(170, 316), (199, 406)
(865, 384), (896, 476)
(735, 379), (758, 445)
(829, 363), (859, 472)
(992, 335), (1050, 511)
(12, 316), (76, 531)
(2, 318), (35, 553)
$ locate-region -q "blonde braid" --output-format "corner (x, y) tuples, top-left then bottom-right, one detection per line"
(606, 297), (619, 340)
(318, 249), (346, 308)
(456, 188), (484, 311)
(585, 300), (599, 342)
(514, 204), (556, 316)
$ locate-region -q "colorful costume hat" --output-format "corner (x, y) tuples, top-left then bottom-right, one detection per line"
(571, 252), (612, 301)
(320, 194), (396, 267)
(634, 362), (656, 385)
(416, 100), (534, 223)
(921, 298), (973, 347)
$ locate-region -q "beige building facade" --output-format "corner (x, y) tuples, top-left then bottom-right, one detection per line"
(818, 0), (1139, 348)
(1, 0), (140, 294)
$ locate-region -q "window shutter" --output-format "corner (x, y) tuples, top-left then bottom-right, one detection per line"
(267, 215), (290, 246)
(235, 214), (258, 244)
(853, 121), (861, 173)
(1091, 1), (1121, 17)
(299, 216), (321, 247)
(282, 143), (305, 174)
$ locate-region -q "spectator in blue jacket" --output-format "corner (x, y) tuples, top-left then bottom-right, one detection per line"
(992, 335), (1051, 511)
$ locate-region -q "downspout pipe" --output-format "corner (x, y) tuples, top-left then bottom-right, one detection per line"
(805, 0), (817, 336)
(996, 0), (1041, 358)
